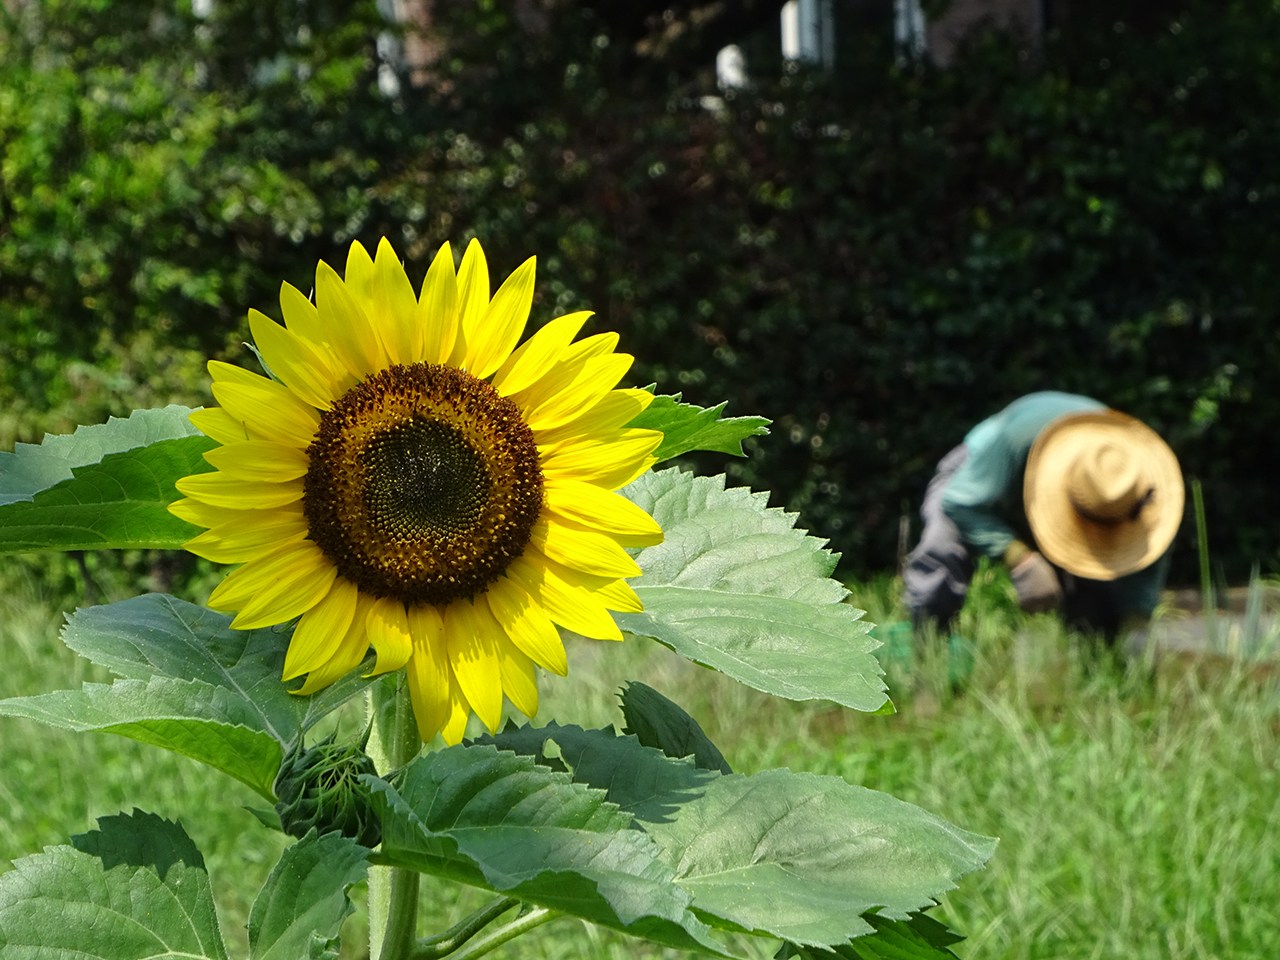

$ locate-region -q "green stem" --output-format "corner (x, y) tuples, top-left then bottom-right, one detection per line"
(410, 897), (519, 959)
(1191, 478), (1218, 646)
(367, 674), (423, 960)
(413, 907), (560, 960)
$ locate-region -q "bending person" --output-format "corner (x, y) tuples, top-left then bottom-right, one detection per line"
(903, 391), (1184, 643)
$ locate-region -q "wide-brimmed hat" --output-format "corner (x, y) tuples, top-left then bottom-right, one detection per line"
(1024, 409), (1184, 580)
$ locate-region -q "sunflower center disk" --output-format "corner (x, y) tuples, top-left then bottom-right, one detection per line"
(303, 363), (543, 605)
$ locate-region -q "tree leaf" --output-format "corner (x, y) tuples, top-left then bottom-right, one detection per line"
(248, 832), (369, 960)
(0, 810), (229, 959)
(367, 744), (730, 956)
(60, 594), (376, 750)
(627, 392), (770, 462)
(0, 677), (283, 800)
(643, 769), (996, 948)
(619, 681), (733, 774)
(0, 406), (215, 554)
(619, 469), (889, 713)
(475, 721), (719, 824)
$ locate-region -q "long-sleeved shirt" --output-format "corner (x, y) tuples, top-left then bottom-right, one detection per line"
(940, 391), (1165, 616)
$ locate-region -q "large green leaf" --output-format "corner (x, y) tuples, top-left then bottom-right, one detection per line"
(367, 744), (729, 956)
(0, 678), (283, 800)
(476, 721), (718, 825)
(248, 833), (369, 960)
(840, 913), (965, 960)
(60, 594), (375, 748)
(627, 393), (770, 462)
(779, 913), (965, 960)
(619, 469), (889, 713)
(0, 810), (229, 959)
(619, 681), (733, 774)
(643, 769), (996, 947)
(479, 721), (991, 951)
(0, 405), (214, 553)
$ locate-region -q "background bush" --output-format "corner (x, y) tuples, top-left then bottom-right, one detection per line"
(2, 0), (1275, 582)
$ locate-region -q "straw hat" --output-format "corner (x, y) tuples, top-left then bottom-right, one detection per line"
(1024, 410), (1184, 580)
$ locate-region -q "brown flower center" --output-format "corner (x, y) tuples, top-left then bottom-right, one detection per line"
(303, 362), (543, 605)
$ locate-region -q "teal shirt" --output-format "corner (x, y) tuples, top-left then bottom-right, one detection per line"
(940, 391), (1165, 616)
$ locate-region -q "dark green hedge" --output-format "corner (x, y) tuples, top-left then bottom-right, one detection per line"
(2, 1), (1275, 581)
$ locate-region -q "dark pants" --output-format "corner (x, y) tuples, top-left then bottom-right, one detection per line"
(902, 445), (1132, 640)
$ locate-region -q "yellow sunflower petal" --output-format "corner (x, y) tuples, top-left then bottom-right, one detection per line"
(188, 407), (250, 445)
(344, 239), (375, 298)
(595, 576), (644, 613)
(169, 497), (223, 528)
(203, 440), (309, 483)
(507, 555), (624, 642)
(293, 593), (371, 694)
(184, 505), (309, 563)
(405, 604), (450, 741)
(485, 576), (568, 676)
(562, 331), (621, 363)
(315, 259), (387, 376)
(444, 599), (503, 734)
(493, 629), (538, 719)
(417, 241), (459, 365)
(530, 518), (642, 579)
(464, 254), (536, 379)
(372, 237), (422, 366)
(520, 353), (634, 433)
(279, 282), (323, 341)
(175, 471), (302, 509)
(282, 577), (359, 680)
(543, 478), (664, 546)
(208, 359), (269, 387)
(532, 387), (654, 448)
(531, 556), (643, 615)
(540, 428), (661, 488)
(171, 499), (304, 534)
(453, 239), (490, 368)
(206, 541), (337, 630)
(211, 379), (319, 449)
(366, 596), (413, 676)
(248, 309), (341, 410)
(440, 675), (472, 746)
(491, 311), (593, 397)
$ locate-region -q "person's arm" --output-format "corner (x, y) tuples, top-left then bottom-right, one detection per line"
(939, 430), (1020, 558)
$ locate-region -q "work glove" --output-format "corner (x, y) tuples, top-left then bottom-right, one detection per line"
(1008, 550), (1062, 613)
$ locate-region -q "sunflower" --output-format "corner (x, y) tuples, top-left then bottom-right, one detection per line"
(170, 238), (663, 743)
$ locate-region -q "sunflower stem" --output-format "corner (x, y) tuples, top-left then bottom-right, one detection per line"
(409, 897), (520, 959)
(368, 673), (422, 960)
(412, 906), (560, 960)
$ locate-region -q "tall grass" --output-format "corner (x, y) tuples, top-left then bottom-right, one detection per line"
(1, 561), (1277, 959)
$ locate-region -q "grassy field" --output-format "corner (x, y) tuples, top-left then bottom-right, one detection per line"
(1, 555), (1277, 959)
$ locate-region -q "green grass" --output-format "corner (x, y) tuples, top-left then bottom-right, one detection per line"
(1, 558), (1278, 959)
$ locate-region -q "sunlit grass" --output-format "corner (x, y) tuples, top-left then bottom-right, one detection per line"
(1, 559), (1277, 959)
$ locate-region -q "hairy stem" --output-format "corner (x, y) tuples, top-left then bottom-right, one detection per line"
(414, 906), (560, 960)
(367, 674), (422, 960)
(411, 897), (520, 959)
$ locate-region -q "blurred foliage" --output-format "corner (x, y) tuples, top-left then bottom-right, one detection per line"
(2, 0), (1277, 581)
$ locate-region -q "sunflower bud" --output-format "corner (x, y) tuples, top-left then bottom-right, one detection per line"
(274, 734), (382, 848)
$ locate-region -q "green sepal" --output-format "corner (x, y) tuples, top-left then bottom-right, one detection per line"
(628, 391), (770, 462)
